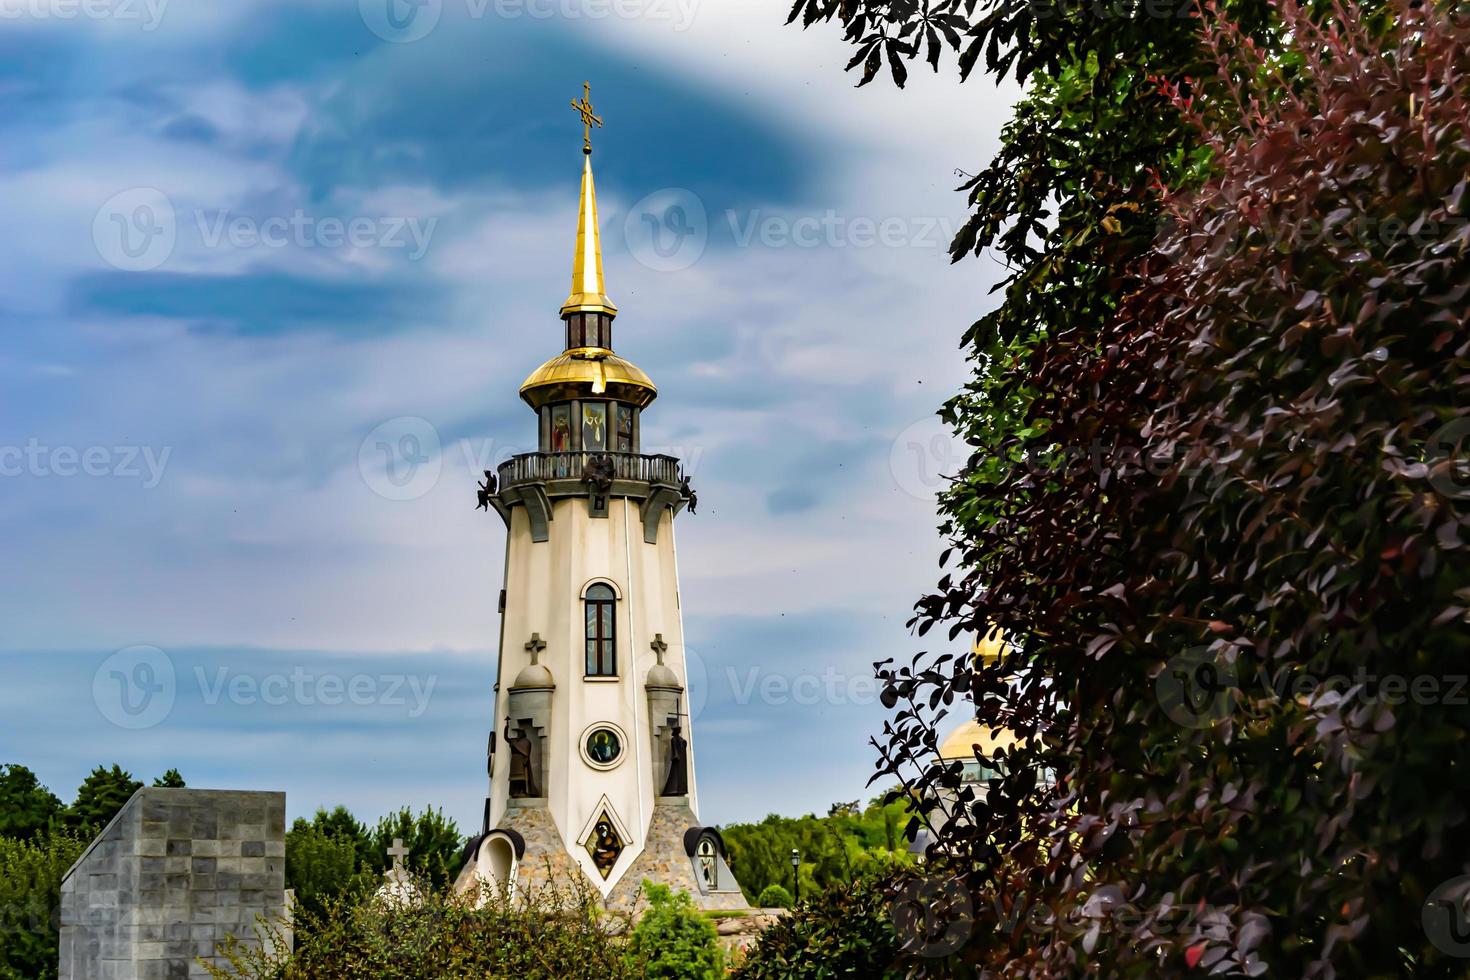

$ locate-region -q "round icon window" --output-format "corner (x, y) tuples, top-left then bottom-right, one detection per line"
(582, 725), (625, 770)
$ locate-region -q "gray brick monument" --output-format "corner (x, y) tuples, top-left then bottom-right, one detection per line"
(58, 787), (289, 980)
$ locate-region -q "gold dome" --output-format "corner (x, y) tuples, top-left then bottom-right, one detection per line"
(938, 719), (1022, 761)
(519, 347), (657, 410)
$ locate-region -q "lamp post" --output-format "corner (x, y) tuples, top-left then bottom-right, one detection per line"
(790, 848), (800, 906)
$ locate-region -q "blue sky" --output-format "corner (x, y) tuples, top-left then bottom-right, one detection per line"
(0, 0), (1016, 830)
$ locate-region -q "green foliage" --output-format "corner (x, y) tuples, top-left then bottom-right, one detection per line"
(0, 832), (86, 980)
(720, 794), (912, 903)
(733, 873), (905, 980)
(151, 769), (186, 788)
(0, 765), (61, 841)
(755, 884), (792, 909)
(623, 881), (723, 980)
(305, 806), (370, 849)
(283, 819), (375, 923)
(64, 765), (142, 835)
(205, 876), (637, 980)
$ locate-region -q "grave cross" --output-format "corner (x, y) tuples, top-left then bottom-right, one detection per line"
(387, 838), (409, 873)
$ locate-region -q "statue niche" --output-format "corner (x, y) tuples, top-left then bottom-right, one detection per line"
(504, 632), (554, 800)
(661, 722), (689, 797)
(503, 717), (541, 799)
(645, 633), (687, 798)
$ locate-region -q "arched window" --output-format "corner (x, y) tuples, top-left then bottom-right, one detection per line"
(584, 584), (616, 676)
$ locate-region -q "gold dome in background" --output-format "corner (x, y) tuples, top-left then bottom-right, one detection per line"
(938, 719), (1021, 761)
(938, 627), (1022, 763)
(973, 627), (1010, 666)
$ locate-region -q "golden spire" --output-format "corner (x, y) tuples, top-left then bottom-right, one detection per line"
(561, 82), (617, 317)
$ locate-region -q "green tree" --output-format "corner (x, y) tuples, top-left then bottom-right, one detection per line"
(624, 882), (722, 980)
(0, 764), (62, 841)
(64, 765), (142, 834)
(0, 832), (86, 980)
(151, 768), (186, 788)
(720, 794), (912, 902)
(301, 806), (374, 869)
(284, 819), (375, 923)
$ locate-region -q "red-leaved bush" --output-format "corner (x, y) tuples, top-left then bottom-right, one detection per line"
(879, 2), (1470, 976)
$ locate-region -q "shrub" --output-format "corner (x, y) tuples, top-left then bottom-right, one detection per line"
(755, 884), (792, 909)
(733, 873), (907, 980)
(624, 881), (723, 980)
(207, 875), (636, 980)
(872, 1), (1470, 975)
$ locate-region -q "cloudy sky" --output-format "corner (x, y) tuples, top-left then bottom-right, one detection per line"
(0, 0), (1016, 830)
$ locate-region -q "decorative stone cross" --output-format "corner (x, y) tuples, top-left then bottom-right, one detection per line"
(387, 838), (409, 873)
(525, 633), (547, 665)
(650, 633), (669, 665)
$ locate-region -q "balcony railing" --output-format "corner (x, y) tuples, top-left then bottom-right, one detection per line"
(497, 452), (684, 492)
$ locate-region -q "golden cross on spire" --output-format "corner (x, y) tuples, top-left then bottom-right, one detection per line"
(570, 81), (602, 156)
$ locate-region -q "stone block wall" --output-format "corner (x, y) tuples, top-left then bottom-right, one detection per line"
(59, 788), (288, 980)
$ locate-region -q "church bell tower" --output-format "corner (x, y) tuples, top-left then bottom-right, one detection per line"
(457, 84), (746, 911)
